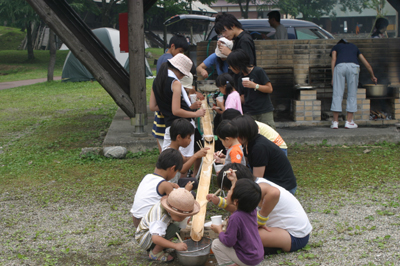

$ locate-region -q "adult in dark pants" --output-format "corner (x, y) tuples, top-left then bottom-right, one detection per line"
(232, 115), (297, 195)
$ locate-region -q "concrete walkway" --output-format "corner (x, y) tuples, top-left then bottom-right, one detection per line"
(103, 108), (400, 152)
(0, 76), (61, 90)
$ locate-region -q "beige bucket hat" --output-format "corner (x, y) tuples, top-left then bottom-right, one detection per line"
(168, 53), (193, 77)
(161, 189), (200, 217)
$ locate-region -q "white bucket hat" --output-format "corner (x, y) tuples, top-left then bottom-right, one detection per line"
(215, 37), (233, 59)
(168, 53), (193, 77)
(180, 72), (193, 89)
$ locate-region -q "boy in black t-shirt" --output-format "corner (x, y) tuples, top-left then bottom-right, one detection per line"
(227, 49), (276, 129)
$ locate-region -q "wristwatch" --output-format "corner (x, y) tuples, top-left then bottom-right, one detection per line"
(255, 84), (260, 91)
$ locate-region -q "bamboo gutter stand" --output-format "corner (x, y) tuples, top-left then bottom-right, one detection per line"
(190, 99), (215, 241)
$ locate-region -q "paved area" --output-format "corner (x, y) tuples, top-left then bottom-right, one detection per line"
(0, 76), (61, 90)
(103, 108), (400, 152)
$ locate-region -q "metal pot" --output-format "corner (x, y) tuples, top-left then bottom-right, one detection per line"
(176, 237), (211, 266)
(364, 84), (388, 97)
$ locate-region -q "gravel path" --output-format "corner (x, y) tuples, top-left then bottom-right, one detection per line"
(1, 182), (400, 265)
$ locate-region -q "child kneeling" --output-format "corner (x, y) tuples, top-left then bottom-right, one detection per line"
(211, 179), (264, 266)
(134, 189), (200, 262)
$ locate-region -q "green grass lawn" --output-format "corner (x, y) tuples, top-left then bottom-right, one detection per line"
(0, 50), (69, 82)
(0, 26), (25, 50)
(1, 80), (400, 196)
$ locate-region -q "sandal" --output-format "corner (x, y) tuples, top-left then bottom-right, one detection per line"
(148, 249), (174, 262)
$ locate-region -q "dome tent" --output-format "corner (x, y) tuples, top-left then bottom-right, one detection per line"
(62, 27), (152, 82)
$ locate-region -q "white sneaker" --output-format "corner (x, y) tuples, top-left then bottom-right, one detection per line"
(345, 120), (358, 129)
(330, 121), (338, 129)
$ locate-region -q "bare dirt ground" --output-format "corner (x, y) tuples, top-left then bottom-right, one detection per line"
(1, 180), (400, 266)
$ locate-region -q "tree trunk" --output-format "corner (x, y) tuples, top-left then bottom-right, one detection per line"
(47, 28), (56, 81)
(26, 21), (35, 60)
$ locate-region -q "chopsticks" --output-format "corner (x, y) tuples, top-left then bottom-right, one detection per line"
(212, 188), (221, 197)
(200, 188), (222, 209)
(223, 170), (237, 174)
(176, 232), (184, 243)
(196, 140), (204, 149)
(216, 149), (223, 157)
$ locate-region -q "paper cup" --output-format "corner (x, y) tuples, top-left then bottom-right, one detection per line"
(216, 96), (224, 103)
(189, 94), (197, 104)
(242, 77), (250, 82)
(179, 216), (190, 229)
(214, 164), (224, 173)
(211, 215), (222, 225)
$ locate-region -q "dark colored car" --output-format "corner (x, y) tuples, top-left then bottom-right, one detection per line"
(164, 14), (334, 41)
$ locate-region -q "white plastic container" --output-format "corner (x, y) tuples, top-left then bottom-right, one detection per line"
(211, 215), (222, 225)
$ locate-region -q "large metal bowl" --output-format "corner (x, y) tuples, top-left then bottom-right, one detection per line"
(176, 237), (211, 266)
(364, 84), (388, 97)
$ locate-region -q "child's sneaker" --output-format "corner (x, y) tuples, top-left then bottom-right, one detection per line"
(345, 120), (358, 129)
(330, 121), (338, 129)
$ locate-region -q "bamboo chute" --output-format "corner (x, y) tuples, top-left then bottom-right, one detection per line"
(190, 99), (215, 241)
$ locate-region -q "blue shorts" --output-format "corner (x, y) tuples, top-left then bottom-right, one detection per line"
(290, 234), (309, 252)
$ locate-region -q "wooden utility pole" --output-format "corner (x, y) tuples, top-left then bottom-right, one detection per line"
(128, 0), (147, 134)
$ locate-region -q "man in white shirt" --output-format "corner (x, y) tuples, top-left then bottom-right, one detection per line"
(268, 11), (288, 40)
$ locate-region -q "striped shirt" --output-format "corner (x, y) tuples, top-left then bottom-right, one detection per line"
(134, 201), (172, 250)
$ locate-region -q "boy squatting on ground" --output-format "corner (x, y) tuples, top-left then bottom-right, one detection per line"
(207, 163), (312, 255)
(167, 118), (209, 186)
(130, 149), (194, 228)
(221, 109), (288, 156)
(210, 178), (264, 266)
(214, 119), (246, 166)
(134, 188), (200, 262)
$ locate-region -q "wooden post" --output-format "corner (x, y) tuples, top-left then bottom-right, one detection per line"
(25, 0), (136, 118)
(128, 0), (147, 134)
(191, 99), (215, 241)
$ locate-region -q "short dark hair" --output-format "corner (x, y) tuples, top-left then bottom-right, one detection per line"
(221, 109), (242, 121)
(156, 148), (183, 171)
(232, 115), (258, 143)
(170, 118), (195, 141)
(268, 11), (281, 23)
(226, 49), (252, 75)
(215, 13), (243, 35)
(217, 163), (255, 190)
(169, 34), (189, 52)
(216, 120), (238, 140)
(231, 179), (261, 213)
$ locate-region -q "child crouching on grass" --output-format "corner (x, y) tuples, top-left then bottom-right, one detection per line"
(210, 178), (264, 266)
(208, 163), (312, 255)
(130, 149), (194, 227)
(135, 189), (200, 262)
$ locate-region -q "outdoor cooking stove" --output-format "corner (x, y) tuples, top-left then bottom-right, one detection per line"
(365, 84), (400, 121)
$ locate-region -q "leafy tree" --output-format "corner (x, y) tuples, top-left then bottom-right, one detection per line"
(226, 0), (254, 18)
(276, 0), (337, 20)
(0, 0), (38, 60)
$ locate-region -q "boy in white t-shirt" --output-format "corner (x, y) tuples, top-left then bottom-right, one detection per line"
(130, 149), (193, 227)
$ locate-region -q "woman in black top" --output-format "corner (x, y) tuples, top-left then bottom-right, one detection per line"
(232, 115), (297, 194)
